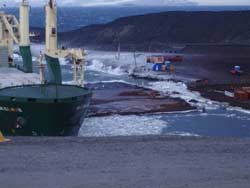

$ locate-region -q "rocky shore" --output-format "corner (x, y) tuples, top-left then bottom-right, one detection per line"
(88, 82), (194, 117)
(188, 82), (250, 110)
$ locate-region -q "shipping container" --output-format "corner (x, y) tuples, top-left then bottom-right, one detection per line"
(242, 87), (250, 91)
(234, 90), (249, 100)
(153, 63), (162, 71)
(246, 90), (250, 99)
(164, 55), (183, 62)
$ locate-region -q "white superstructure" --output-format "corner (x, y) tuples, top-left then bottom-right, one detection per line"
(45, 0), (86, 86)
(0, 0), (31, 66)
(0, 11), (19, 65)
(45, 0), (58, 57)
(19, 0), (30, 47)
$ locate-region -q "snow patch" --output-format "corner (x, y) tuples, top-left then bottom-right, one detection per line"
(79, 115), (167, 137)
(147, 81), (220, 110)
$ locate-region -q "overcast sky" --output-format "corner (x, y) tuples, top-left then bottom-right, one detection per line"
(3, 0), (250, 7)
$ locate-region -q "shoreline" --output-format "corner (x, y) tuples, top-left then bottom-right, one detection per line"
(188, 82), (250, 111)
(88, 82), (195, 117)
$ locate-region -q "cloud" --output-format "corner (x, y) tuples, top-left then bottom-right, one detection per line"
(1, 0), (250, 7)
(197, 0), (250, 5)
(0, 0), (197, 7)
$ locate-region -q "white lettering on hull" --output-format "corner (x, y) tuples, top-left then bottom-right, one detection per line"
(0, 106), (23, 113)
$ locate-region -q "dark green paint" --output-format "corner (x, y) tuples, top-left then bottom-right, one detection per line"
(19, 46), (33, 73)
(45, 54), (62, 84)
(0, 84), (92, 136)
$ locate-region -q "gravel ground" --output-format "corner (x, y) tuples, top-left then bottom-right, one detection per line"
(0, 136), (250, 188)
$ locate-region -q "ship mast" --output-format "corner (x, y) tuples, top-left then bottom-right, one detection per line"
(20, 0), (30, 47)
(45, 0), (57, 57)
(45, 0), (85, 86)
(19, 0), (33, 73)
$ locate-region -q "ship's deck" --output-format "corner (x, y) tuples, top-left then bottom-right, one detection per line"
(0, 67), (40, 88)
(0, 84), (91, 99)
(0, 68), (91, 100)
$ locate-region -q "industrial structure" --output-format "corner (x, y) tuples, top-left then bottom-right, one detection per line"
(0, 0), (32, 72)
(45, 0), (85, 86)
(0, 0), (92, 136)
(0, 0), (85, 86)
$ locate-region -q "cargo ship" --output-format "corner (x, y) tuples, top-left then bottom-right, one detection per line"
(0, 0), (92, 136)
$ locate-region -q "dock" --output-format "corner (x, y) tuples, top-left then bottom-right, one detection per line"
(88, 82), (194, 117)
(0, 136), (249, 188)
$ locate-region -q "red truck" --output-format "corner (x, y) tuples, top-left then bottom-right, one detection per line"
(147, 55), (183, 63)
(164, 55), (183, 62)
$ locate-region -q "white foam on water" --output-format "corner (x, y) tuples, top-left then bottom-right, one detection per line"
(166, 131), (201, 137)
(147, 81), (220, 110)
(146, 81), (250, 117)
(13, 53), (23, 62)
(30, 43), (45, 56)
(0, 68), (40, 88)
(79, 115), (167, 137)
(86, 59), (125, 76)
(85, 50), (163, 76)
(59, 58), (70, 66)
(227, 106), (250, 115)
(86, 79), (132, 85)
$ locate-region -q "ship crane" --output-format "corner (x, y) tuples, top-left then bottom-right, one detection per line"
(0, 12), (20, 65)
(45, 0), (85, 86)
(0, 0), (33, 72)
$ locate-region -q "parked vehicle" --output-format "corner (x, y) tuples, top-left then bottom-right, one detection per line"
(230, 66), (243, 76)
(147, 55), (183, 64)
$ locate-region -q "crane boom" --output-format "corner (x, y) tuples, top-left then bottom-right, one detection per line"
(0, 0), (33, 72)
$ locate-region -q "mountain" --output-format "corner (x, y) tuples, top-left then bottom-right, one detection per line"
(118, 0), (198, 7)
(32, 11), (250, 51)
(1, 0), (197, 7)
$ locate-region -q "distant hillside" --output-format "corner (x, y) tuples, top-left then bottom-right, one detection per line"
(32, 11), (250, 51)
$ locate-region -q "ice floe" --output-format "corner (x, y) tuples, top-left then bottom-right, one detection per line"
(80, 115), (167, 137)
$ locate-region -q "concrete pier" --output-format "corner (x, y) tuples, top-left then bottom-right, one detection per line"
(0, 136), (250, 188)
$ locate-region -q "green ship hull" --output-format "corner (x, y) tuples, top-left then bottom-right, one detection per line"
(19, 46), (33, 73)
(45, 54), (62, 84)
(0, 84), (92, 136)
